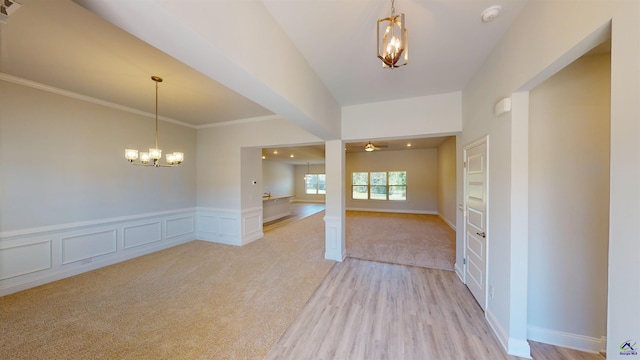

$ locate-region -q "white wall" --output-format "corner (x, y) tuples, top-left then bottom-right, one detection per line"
(528, 52), (610, 350)
(294, 163), (326, 203)
(196, 117), (322, 245)
(196, 117), (321, 210)
(342, 92), (462, 140)
(345, 149), (438, 213)
(460, 1), (639, 357)
(437, 137), (456, 229)
(262, 161), (295, 197)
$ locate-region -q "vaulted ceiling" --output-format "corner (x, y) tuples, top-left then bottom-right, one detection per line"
(1, 0), (529, 164)
(1, 0), (527, 128)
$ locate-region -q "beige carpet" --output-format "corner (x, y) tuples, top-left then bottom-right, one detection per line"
(0, 211), (333, 360)
(346, 211), (455, 271)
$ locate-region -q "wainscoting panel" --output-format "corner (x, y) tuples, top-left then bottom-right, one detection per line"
(323, 215), (345, 261)
(0, 240), (51, 281)
(166, 216), (195, 239)
(242, 207), (263, 245)
(0, 209), (196, 296)
(62, 229), (116, 265)
(123, 222), (162, 249)
(197, 208), (242, 246)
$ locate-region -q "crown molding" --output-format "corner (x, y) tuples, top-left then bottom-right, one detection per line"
(0, 73), (196, 129)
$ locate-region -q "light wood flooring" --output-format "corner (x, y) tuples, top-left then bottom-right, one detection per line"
(264, 204), (604, 360)
(266, 258), (604, 360)
(263, 202), (325, 232)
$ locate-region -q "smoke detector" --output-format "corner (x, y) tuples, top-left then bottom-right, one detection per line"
(481, 5), (502, 23)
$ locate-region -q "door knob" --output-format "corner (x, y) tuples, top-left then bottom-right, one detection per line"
(476, 232), (486, 238)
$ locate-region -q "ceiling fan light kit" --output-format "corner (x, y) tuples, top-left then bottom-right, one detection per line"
(124, 76), (184, 167)
(377, 0), (408, 69)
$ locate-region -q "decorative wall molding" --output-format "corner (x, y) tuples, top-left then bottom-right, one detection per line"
(123, 222), (162, 249)
(0, 240), (51, 281)
(196, 207), (264, 246)
(196, 207), (242, 245)
(241, 207), (263, 245)
(1, 74), (279, 130)
(0, 73), (195, 129)
(528, 325), (605, 354)
(62, 229), (117, 265)
(323, 215), (345, 261)
(0, 209), (196, 297)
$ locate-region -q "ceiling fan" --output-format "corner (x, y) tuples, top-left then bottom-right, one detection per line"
(364, 141), (387, 152)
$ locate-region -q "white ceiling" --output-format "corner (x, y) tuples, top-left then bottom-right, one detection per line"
(1, 0), (526, 162)
(263, 137), (450, 165)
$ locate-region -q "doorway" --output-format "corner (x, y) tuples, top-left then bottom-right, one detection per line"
(527, 43), (610, 352)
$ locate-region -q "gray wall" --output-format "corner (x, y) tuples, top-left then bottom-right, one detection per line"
(345, 148), (438, 213)
(528, 52), (610, 341)
(262, 161), (295, 197)
(0, 80), (197, 232)
(437, 137), (456, 228)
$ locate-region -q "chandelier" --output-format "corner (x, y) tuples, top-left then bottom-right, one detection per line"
(377, 0), (408, 69)
(124, 76), (184, 167)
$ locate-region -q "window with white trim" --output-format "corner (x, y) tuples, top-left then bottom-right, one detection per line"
(351, 171), (406, 200)
(305, 174), (326, 194)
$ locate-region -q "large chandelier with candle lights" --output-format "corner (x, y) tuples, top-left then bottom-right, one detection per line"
(377, 0), (408, 69)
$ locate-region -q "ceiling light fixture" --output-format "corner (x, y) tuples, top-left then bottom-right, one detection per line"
(304, 162), (310, 180)
(377, 0), (408, 69)
(125, 76), (183, 167)
(365, 142), (376, 152)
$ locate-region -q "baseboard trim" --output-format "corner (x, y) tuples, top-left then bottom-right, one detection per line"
(438, 213), (456, 230)
(487, 309), (510, 353)
(454, 263), (464, 282)
(528, 325), (605, 354)
(346, 207), (437, 215)
(291, 199), (325, 204)
(487, 309), (532, 358)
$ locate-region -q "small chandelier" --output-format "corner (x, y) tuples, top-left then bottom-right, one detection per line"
(377, 0), (408, 69)
(125, 76), (184, 167)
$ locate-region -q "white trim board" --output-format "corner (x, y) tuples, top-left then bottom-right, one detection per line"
(528, 326), (605, 354)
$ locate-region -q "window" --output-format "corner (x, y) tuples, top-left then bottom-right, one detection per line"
(351, 171), (406, 200)
(305, 174), (326, 194)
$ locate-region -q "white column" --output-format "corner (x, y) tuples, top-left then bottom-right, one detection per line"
(508, 92), (531, 358)
(324, 139), (346, 261)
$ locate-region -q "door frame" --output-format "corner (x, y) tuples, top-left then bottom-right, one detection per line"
(462, 135), (490, 311)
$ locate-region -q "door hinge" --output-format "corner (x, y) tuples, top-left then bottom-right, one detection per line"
(463, 258), (466, 265)
(464, 161), (467, 168)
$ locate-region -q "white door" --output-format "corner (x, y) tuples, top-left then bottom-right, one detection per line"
(464, 139), (488, 310)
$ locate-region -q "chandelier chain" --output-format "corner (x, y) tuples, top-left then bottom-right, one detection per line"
(391, 0), (395, 16)
(155, 80), (159, 150)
